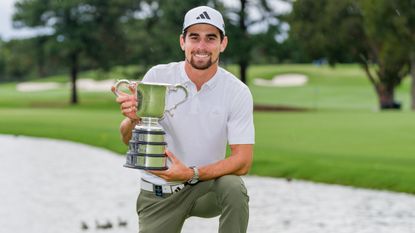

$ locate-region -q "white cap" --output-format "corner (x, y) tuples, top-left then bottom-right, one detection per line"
(182, 6), (225, 35)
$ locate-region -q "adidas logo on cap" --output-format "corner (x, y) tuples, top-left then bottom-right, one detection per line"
(196, 11), (211, 20)
(183, 6), (225, 35)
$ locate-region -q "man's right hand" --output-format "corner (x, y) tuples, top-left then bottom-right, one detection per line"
(111, 84), (139, 121)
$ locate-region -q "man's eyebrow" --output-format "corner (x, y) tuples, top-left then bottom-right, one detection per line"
(188, 32), (200, 37)
(187, 32), (218, 38)
(207, 33), (218, 38)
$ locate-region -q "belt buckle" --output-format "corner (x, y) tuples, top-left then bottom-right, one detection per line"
(152, 183), (185, 197)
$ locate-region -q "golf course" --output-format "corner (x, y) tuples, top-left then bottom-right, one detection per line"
(1, 64), (414, 194)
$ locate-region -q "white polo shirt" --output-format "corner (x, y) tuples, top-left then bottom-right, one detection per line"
(140, 61), (255, 185)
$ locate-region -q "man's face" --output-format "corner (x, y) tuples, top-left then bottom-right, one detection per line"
(180, 24), (227, 70)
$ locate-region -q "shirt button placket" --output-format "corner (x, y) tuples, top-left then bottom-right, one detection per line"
(189, 85), (199, 114)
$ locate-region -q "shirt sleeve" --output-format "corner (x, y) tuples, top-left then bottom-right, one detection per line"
(141, 67), (157, 82)
(227, 87), (255, 145)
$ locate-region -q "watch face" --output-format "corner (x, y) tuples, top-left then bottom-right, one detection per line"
(188, 179), (198, 184)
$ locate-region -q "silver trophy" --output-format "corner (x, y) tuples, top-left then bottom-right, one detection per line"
(113, 79), (188, 170)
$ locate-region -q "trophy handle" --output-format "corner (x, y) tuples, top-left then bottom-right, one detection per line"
(112, 79), (138, 97)
(165, 84), (189, 117)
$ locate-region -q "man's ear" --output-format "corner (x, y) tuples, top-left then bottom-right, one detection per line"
(180, 35), (185, 51)
(220, 36), (228, 53)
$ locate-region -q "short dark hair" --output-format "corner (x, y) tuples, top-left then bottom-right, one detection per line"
(182, 29), (225, 42)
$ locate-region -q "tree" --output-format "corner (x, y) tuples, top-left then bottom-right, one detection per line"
(224, 0), (285, 84)
(0, 39), (5, 80)
(359, 0), (409, 109)
(1, 38), (37, 81)
(289, 0), (410, 110)
(385, 1), (415, 110)
(13, 0), (141, 104)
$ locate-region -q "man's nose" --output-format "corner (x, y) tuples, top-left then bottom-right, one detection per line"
(196, 39), (209, 50)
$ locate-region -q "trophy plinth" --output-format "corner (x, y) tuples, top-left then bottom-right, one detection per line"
(113, 80), (188, 170)
(124, 117), (167, 170)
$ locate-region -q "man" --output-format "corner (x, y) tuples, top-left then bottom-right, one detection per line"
(114, 6), (255, 233)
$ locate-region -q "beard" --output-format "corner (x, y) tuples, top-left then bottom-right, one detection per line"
(187, 52), (219, 70)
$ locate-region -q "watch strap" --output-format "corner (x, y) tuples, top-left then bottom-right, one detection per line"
(187, 166), (199, 185)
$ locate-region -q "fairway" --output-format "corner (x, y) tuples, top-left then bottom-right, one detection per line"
(252, 111), (415, 193)
(1, 64), (414, 194)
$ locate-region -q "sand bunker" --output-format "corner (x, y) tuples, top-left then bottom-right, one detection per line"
(2, 135), (415, 233)
(17, 74), (308, 92)
(16, 82), (63, 92)
(16, 79), (115, 92)
(254, 74), (308, 87)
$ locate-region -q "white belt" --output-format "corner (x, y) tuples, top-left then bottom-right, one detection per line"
(140, 179), (186, 194)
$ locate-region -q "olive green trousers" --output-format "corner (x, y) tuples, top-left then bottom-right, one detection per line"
(136, 175), (249, 233)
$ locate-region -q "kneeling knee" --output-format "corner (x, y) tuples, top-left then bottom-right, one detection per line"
(215, 175), (249, 203)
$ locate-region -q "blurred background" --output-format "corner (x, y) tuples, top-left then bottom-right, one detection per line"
(1, 0), (415, 194)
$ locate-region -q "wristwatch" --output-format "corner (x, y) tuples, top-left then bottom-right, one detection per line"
(187, 166), (199, 185)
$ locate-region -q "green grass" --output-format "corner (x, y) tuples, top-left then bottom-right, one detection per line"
(0, 108), (126, 153)
(245, 64), (410, 111)
(252, 111), (415, 193)
(1, 63), (414, 194)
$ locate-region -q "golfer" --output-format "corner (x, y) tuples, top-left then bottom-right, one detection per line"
(114, 6), (255, 233)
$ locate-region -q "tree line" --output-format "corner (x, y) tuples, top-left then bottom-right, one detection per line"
(0, 0), (304, 104)
(0, 0), (414, 110)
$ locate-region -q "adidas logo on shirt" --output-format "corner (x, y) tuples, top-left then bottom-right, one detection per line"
(196, 11), (211, 20)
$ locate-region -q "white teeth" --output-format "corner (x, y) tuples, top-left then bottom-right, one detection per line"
(195, 54), (209, 58)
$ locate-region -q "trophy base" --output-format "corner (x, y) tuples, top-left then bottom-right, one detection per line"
(124, 152), (167, 170)
(123, 163), (168, 170)
(125, 118), (168, 171)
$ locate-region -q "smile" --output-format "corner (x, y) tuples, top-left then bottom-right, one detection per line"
(192, 52), (210, 58)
